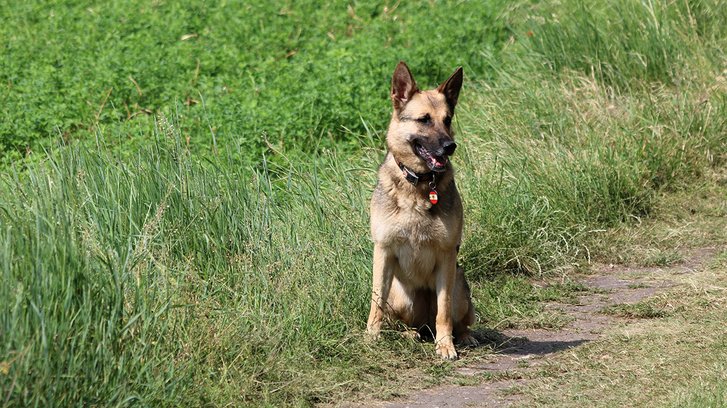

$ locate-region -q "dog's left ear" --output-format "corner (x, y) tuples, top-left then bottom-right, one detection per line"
(436, 67), (463, 112)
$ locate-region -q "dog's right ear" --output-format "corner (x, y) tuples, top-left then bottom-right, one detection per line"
(391, 61), (418, 111)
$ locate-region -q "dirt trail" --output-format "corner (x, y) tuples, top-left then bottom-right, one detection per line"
(367, 247), (718, 408)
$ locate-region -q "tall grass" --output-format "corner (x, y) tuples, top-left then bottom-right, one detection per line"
(1, 0), (726, 406)
(1, 118), (388, 405)
(527, 0), (727, 89)
(458, 71), (726, 275)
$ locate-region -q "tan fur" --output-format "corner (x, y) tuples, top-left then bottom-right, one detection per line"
(366, 62), (477, 359)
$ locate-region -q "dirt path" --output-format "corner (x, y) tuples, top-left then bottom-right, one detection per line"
(368, 247), (719, 408)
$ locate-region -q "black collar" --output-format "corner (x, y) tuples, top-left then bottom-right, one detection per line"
(397, 161), (436, 186)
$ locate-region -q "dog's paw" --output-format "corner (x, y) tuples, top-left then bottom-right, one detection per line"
(435, 336), (458, 360)
(365, 326), (381, 341)
(458, 334), (479, 348)
(401, 329), (422, 341)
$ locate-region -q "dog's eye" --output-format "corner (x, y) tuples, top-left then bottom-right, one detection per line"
(444, 116), (452, 127)
(416, 114), (432, 125)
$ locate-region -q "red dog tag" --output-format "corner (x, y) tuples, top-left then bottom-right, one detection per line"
(429, 190), (438, 205)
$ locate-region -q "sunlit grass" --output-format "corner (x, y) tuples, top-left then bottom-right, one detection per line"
(1, 0), (726, 405)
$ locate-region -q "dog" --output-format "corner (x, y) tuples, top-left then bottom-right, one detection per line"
(366, 61), (477, 359)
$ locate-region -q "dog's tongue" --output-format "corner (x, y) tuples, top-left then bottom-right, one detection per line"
(429, 155), (448, 170)
(416, 144), (448, 171)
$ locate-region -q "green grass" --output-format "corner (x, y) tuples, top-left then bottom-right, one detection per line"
(1, 0), (727, 406)
(472, 276), (577, 330)
(526, 0), (727, 90)
(0, 128), (376, 405)
(601, 302), (671, 319)
(458, 69), (726, 275)
(0, 0), (510, 166)
(673, 372), (727, 408)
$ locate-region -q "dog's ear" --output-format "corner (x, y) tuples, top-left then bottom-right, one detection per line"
(391, 61), (418, 111)
(436, 67), (463, 112)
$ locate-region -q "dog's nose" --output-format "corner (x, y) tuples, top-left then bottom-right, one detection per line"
(442, 140), (457, 156)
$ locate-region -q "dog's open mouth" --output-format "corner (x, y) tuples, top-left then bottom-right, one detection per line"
(414, 142), (448, 172)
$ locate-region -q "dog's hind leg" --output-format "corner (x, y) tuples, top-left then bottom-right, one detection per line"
(454, 306), (478, 347)
(453, 266), (478, 347)
(389, 280), (423, 341)
(387, 276), (415, 323)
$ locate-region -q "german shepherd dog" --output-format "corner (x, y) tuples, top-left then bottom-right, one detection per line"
(366, 62), (477, 359)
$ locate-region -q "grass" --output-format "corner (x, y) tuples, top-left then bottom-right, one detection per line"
(471, 275), (581, 330)
(601, 301), (671, 319)
(0, 0), (510, 166)
(1, 0), (727, 406)
(521, 243), (727, 408)
(526, 0), (727, 90)
(504, 175), (727, 407)
(530, 290), (727, 407)
(674, 380), (727, 408)
(595, 168), (727, 266)
(458, 69), (726, 275)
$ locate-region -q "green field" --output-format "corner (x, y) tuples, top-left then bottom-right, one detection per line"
(1, 0), (726, 406)
(0, 0), (508, 165)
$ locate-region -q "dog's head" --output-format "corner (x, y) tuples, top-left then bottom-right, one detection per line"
(386, 61), (463, 174)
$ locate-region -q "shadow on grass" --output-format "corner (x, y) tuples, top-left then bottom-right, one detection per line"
(408, 326), (588, 357)
(472, 328), (588, 356)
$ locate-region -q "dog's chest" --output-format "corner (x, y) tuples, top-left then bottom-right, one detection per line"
(371, 180), (460, 245)
(373, 201), (459, 284)
(373, 197), (449, 242)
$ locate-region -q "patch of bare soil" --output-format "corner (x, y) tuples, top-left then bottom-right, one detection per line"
(364, 247), (718, 408)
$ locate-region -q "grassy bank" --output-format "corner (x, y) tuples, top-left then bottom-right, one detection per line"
(1, 0), (726, 406)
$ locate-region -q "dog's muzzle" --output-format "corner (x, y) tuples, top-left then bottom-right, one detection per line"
(441, 140), (457, 156)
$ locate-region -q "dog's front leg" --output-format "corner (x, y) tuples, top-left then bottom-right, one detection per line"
(434, 251), (458, 359)
(366, 244), (395, 339)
